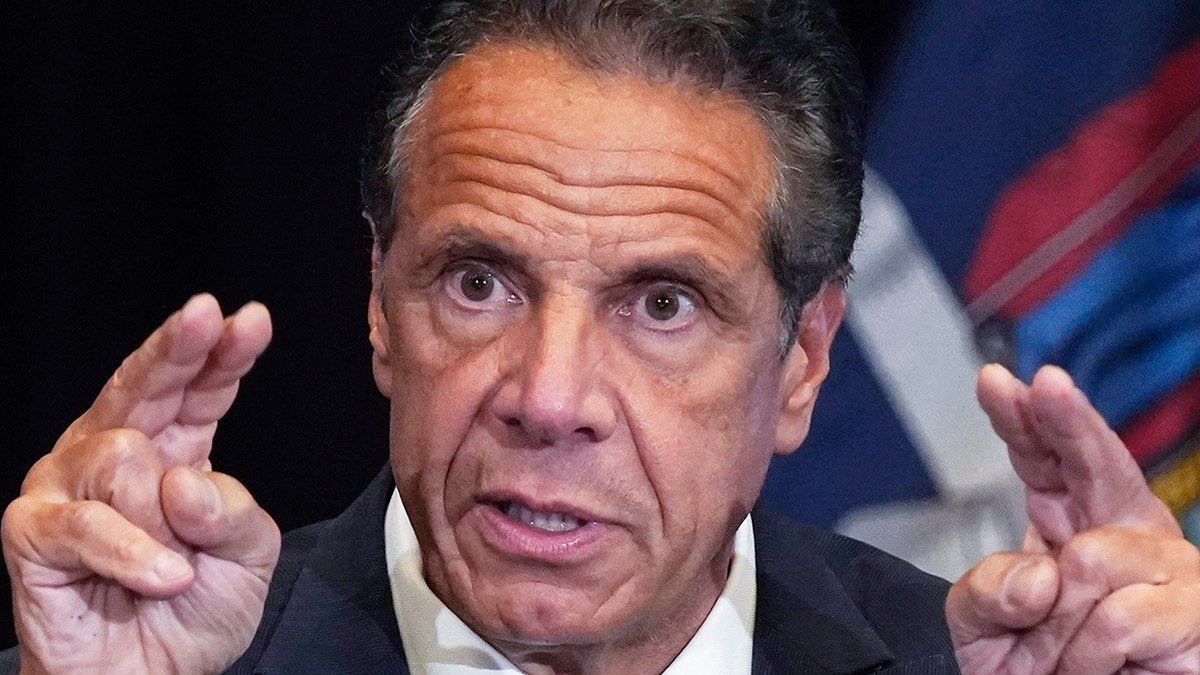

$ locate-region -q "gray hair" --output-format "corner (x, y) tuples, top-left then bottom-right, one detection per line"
(361, 0), (864, 350)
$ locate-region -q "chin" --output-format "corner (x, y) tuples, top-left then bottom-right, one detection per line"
(471, 586), (627, 648)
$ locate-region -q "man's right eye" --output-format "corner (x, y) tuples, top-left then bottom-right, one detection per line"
(445, 263), (521, 310)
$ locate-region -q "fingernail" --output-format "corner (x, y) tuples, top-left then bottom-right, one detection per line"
(154, 551), (191, 583)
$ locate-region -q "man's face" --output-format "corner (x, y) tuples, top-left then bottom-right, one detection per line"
(369, 44), (842, 664)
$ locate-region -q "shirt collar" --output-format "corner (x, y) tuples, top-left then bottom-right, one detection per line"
(384, 489), (756, 674)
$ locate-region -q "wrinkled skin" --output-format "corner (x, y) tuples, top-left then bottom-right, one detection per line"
(949, 365), (1200, 673)
(2, 295), (280, 674)
(366, 44), (842, 674)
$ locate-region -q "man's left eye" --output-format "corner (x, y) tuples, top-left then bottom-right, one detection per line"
(624, 286), (697, 330)
(645, 292), (682, 321)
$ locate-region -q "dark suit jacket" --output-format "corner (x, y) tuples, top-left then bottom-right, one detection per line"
(1, 467), (959, 673)
(225, 467), (958, 674)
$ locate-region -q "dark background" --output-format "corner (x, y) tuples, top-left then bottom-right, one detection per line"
(1, 0), (911, 650)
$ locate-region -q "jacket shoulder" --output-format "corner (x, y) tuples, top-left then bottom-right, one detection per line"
(752, 508), (957, 672)
(227, 517), (334, 669)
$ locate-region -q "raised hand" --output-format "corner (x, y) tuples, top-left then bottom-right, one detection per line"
(948, 364), (1200, 673)
(1, 294), (281, 674)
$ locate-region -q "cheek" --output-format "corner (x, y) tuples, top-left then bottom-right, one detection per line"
(386, 302), (505, 502)
(675, 352), (780, 445)
(629, 352), (781, 526)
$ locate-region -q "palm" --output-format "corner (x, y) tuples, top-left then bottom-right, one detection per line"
(15, 550), (269, 673)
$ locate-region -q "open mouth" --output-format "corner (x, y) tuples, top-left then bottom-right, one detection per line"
(497, 500), (587, 533)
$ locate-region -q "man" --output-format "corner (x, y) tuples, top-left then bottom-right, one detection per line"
(3, 0), (1199, 673)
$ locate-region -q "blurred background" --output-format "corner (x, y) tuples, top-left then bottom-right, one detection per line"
(4, 0), (1199, 651)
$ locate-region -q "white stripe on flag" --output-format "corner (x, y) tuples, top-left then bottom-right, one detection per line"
(846, 169), (1013, 497)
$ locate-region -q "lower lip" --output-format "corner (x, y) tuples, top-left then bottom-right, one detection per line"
(473, 503), (609, 562)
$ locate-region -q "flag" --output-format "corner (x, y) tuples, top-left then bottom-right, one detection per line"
(762, 0), (1200, 577)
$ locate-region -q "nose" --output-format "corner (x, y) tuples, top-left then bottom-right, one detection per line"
(490, 300), (617, 446)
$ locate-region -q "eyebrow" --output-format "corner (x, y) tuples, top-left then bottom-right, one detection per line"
(415, 228), (531, 276)
(619, 254), (742, 321)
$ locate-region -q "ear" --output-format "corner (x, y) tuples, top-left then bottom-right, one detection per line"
(368, 246), (394, 398)
(774, 282), (845, 455)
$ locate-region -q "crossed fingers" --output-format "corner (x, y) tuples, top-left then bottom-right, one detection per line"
(950, 365), (1200, 674)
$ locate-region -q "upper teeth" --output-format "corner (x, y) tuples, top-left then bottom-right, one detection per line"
(503, 502), (584, 532)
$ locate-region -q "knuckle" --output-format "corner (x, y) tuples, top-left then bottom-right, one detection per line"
(110, 353), (138, 392)
(24, 430), (155, 499)
(21, 453), (60, 493)
(111, 529), (148, 564)
(1060, 525), (1200, 583)
(57, 427), (155, 469)
(1, 496), (37, 546)
(92, 428), (154, 462)
(87, 430), (162, 487)
(1057, 528), (1114, 579)
(98, 431), (160, 484)
(1087, 598), (1138, 645)
(63, 500), (111, 540)
(52, 423), (84, 453)
(55, 429), (162, 503)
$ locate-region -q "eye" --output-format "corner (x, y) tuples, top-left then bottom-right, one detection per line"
(620, 284), (698, 331)
(461, 268), (495, 301)
(645, 292), (682, 321)
(445, 263), (521, 310)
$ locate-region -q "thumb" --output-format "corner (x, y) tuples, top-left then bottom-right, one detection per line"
(947, 552), (1059, 642)
(161, 466), (281, 580)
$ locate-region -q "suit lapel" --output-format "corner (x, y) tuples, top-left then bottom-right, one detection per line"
(254, 467), (409, 674)
(750, 507), (895, 674)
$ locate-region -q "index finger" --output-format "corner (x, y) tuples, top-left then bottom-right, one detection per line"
(63, 294), (271, 444)
(977, 364), (1177, 544)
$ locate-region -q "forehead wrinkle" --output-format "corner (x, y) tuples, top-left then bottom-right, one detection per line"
(423, 125), (767, 226)
(430, 124), (752, 195)
(419, 158), (761, 250)
(427, 177), (756, 259)
(436, 172), (751, 230)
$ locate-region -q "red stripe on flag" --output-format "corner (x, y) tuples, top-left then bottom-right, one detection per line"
(1121, 369), (1200, 464)
(964, 38), (1200, 322)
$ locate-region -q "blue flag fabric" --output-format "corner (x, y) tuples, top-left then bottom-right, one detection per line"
(762, 0), (1200, 567)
